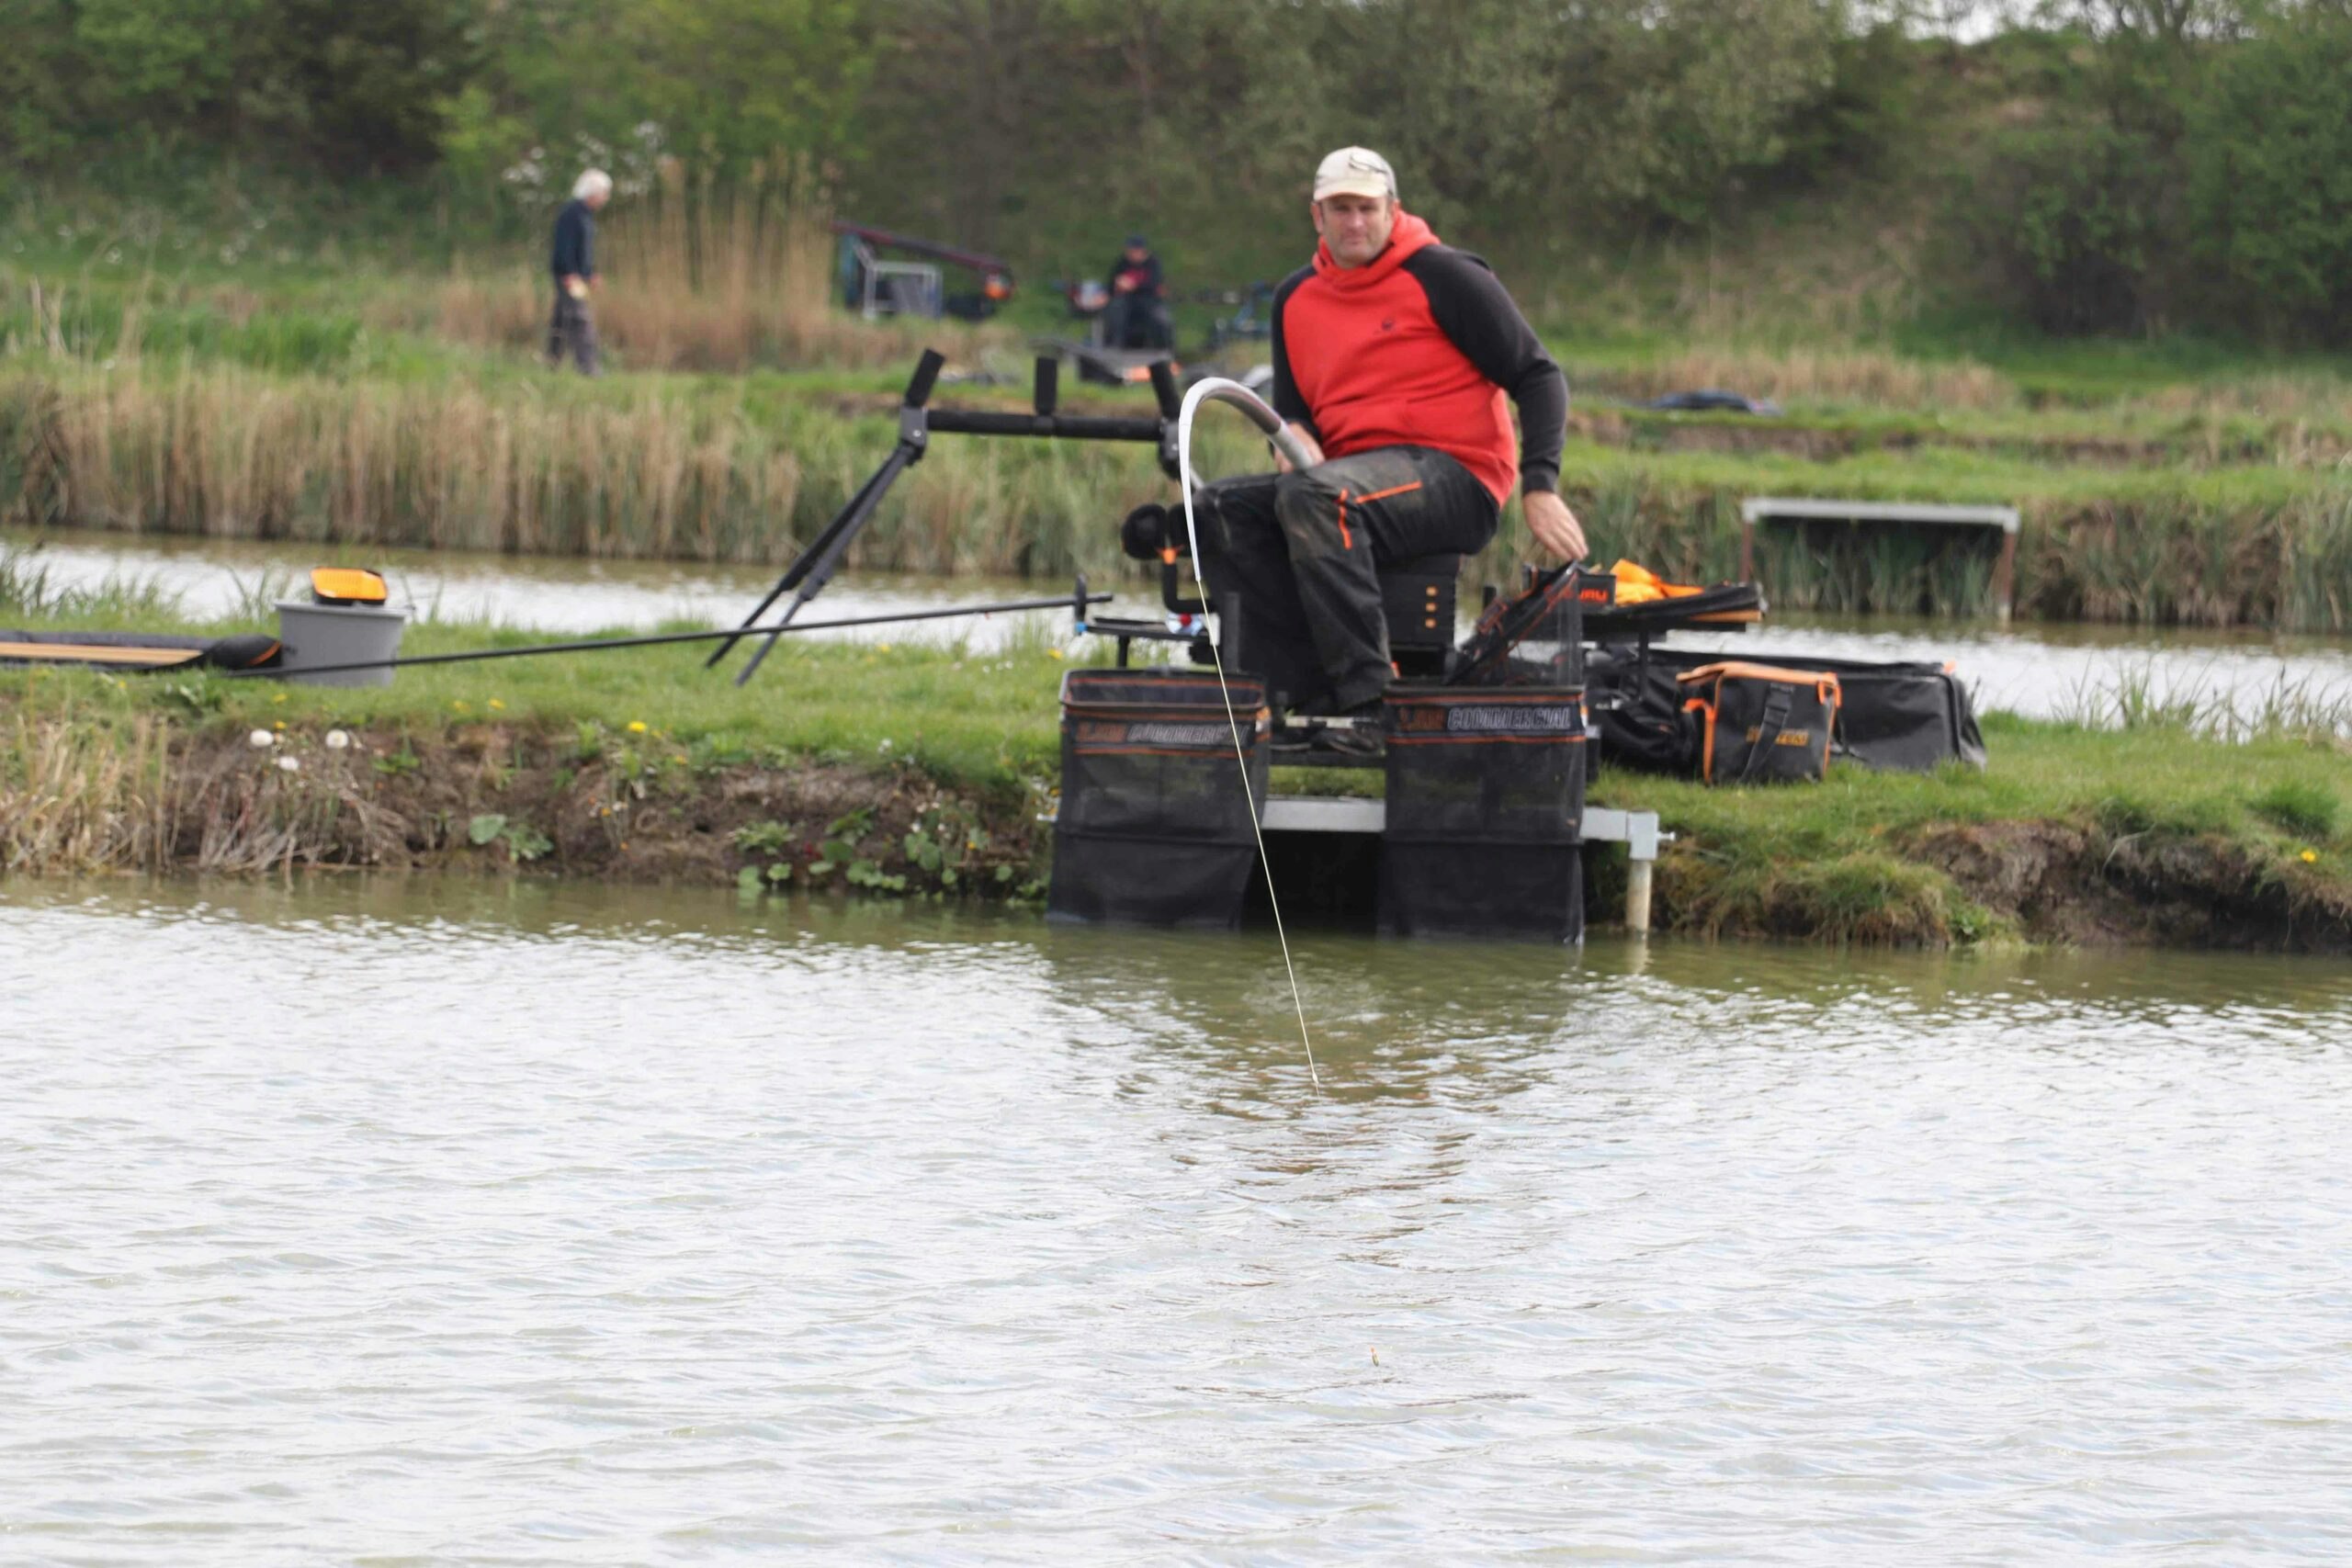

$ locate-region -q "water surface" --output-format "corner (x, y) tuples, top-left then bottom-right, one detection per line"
(6, 878), (2351, 1562)
(1, 526), (1064, 648)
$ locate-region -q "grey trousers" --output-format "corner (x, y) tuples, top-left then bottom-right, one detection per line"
(1191, 445), (1498, 710)
(547, 289), (600, 375)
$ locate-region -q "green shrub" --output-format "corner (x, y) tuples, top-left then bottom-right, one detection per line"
(2187, 15), (2352, 338)
(1961, 121), (2167, 336)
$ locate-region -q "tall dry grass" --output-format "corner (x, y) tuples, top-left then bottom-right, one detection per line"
(0, 361), (1216, 575)
(1514, 464), (2352, 633)
(409, 159), (1001, 373)
(0, 709), (431, 874)
(0, 711), (176, 873)
(1, 364), (815, 559)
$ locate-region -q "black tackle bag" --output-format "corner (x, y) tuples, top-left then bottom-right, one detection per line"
(1378, 687), (1587, 942)
(1590, 645), (1984, 776)
(1047, 667), (1269, 928)
(1676, 662), (1841, 784)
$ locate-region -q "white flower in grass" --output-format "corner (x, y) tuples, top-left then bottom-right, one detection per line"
(324, 730), (350, 750)
(276, 756), (300, 773)
(249, 729), (276, 749)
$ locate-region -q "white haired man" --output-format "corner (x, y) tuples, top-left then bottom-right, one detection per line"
(548, 169), (613, 375)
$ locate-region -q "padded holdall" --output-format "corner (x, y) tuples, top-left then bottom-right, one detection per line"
(1677, 662), (1841, 784)
(1590, 646), (1984, 775)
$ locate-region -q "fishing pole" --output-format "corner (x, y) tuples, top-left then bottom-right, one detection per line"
(227, 590), (1112, 682)
(1172, 377), (1322, 1092)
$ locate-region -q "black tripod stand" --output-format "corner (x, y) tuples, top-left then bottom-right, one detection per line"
(709, 349), (1184, 685)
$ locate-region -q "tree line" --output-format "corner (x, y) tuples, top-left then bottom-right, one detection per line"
(6, 0), (2352, 340)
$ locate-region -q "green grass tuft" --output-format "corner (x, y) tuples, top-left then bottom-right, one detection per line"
(2252, 779), (2343, 841)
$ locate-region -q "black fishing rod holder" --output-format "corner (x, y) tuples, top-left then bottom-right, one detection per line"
(712, 348), (1184, 684)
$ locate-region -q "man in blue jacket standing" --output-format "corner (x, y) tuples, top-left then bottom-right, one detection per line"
(548, 169), (612, 375)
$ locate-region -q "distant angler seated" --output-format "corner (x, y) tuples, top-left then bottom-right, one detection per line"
(548, 168), (612, 376)
(1190, 146), (1583, 747)
(1102, 232), (1171, 351)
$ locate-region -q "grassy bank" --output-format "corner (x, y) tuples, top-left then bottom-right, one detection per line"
(3, 611), (2346, 951)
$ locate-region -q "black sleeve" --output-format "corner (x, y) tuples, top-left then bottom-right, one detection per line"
(1268, 267), (1316, 434)
(580, 210), (594, 280)
(1404, 247), (1568, 492)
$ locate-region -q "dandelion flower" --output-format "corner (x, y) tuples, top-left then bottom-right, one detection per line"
(248, 729), (275, 749)
(490, 698), (505, 710)
(273, 720), (286, 731)
(325, 730), (350, 750)
(451, 700), (470, 713)
(276, 755), (300, 773)
(1047, 648), (1065, 660)
(271, 692), (288, 705)
(628, 720), (648, 733)
(2303, 849), (2321, 863)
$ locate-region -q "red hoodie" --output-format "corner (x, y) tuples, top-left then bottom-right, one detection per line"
(1270, 210), (1566, 506)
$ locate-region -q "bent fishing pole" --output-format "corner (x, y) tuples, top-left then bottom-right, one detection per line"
(227, 587), (1111, 682)
(710, 349), (1186, 687)
(1170, 376), (1324, 1090)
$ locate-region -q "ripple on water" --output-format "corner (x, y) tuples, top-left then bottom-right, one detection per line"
(4, 879), (2352, 1563)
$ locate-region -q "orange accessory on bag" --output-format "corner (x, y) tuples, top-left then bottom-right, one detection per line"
(1609, 559), (1707, 605)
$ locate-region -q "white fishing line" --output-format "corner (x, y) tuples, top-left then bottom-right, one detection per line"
(1174, 378), (1321, 1093)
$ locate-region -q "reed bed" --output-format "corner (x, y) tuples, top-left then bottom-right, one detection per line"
(1525, 455), (2352, 633)
(0, 708), (175, 874)
(0, 362), (1231, 580)
(5, 352), (2347, 632)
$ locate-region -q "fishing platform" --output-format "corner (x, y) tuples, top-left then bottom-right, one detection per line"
(1054, 550), (1736, 944)
(692, 348), (1774, 944)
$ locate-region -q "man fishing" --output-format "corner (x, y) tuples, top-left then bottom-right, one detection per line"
(1193, 146), (1582, 751)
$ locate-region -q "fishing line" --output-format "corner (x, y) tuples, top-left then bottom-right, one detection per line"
(221, 592), (1112, 681)
(1174, 378), (1321, 1093)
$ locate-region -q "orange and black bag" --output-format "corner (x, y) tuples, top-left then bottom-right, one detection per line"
(1676, 661), (1841, 784)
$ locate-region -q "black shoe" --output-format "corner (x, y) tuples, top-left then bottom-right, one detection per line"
(1306, 699), (1385, 759)
(1279, 700), (1383, 761)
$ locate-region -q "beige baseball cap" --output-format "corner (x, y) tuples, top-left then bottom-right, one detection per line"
(1313, 146), (1397, 202)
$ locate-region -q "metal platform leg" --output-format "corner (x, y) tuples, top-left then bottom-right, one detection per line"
(1580, 807), (1671, 937)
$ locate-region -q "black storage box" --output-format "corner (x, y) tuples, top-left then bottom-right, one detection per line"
(1378, 687), (1588, 942)
(1047, 667), (1269, 928)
